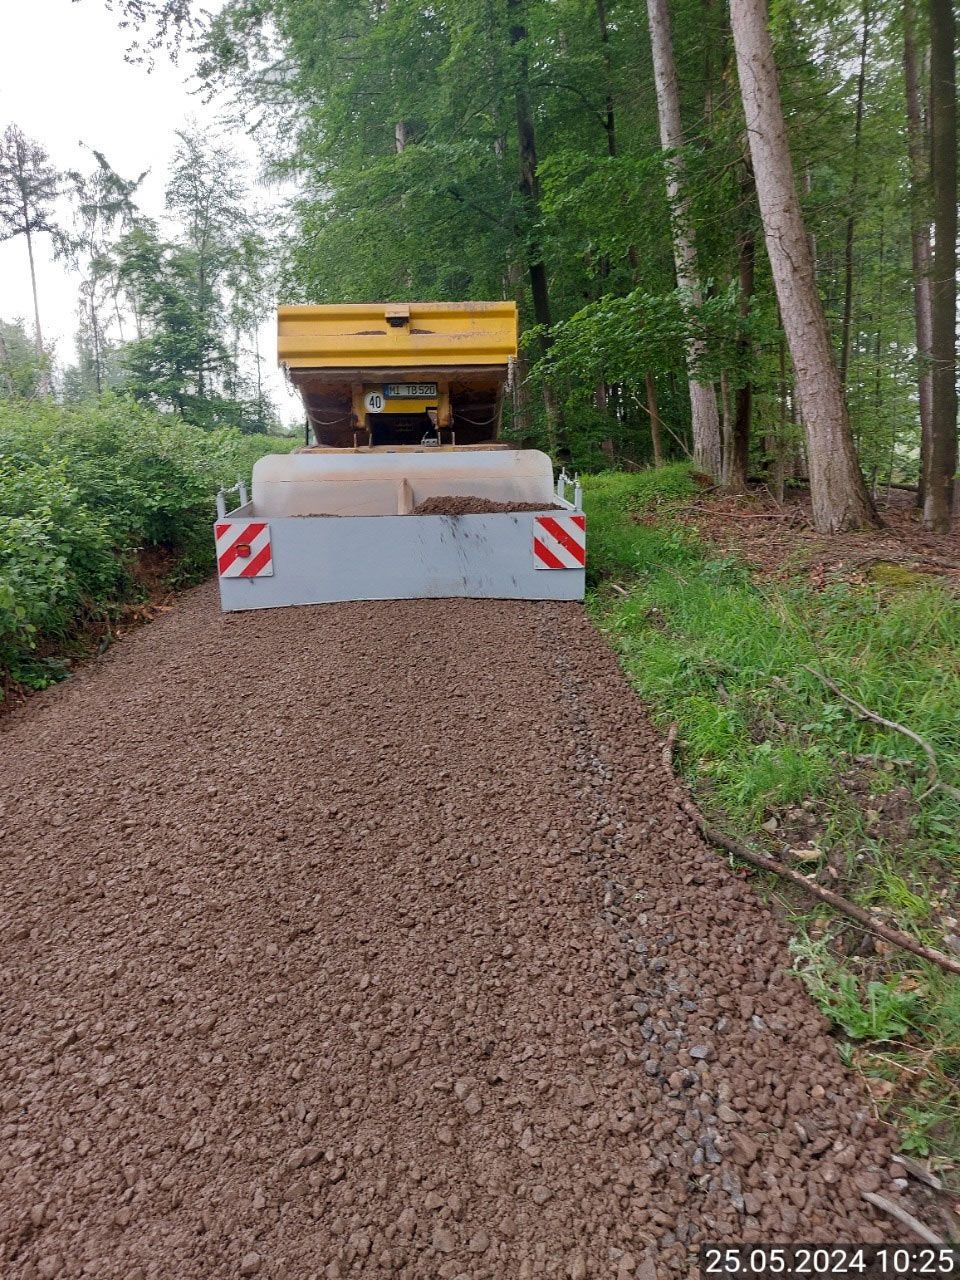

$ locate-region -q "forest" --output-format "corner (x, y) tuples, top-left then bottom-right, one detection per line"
(190, 0), (955, 536)
(1, 124), (278, 431)
(3, 0), (956, 536)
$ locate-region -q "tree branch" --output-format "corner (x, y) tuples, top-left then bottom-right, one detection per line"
(662, 725), (960, 976)
(801, 666), (960, 803)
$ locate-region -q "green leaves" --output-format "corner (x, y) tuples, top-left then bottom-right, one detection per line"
(535, 283), (752, 388)
(0, 397), (285, 684)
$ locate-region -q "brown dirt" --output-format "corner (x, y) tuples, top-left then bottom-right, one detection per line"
(0, 586), (923, 1278)
(676, 485), (960, 589)
(412, 498), (562, 516)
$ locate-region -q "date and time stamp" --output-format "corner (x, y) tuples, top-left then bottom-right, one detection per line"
(699, 1246), (959, 1279)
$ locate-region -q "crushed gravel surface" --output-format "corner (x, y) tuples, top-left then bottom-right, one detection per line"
(1, 585), (917, 1278)
(411, 498), (563, 515)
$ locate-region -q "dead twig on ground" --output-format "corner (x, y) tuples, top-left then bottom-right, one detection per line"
(801, 667), (960, 803)
(661, 725), (960, 977)
(860, 1192), (944, 1244)
(891, 1155), (944, 1192)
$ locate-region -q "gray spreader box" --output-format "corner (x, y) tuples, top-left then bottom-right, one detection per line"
(214, 505), (586, 611)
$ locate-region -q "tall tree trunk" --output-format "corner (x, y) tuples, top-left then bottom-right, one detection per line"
(873, 216), (886, 495)
(255, 329), (264, 431)
(903, 0), (934, 504)
(23, 221), (50, 396)
(772, 332), (787, 503)
(839, 0), (871, 389)
(645, 0), (722, 479)
(730, 0), (878, 532)
(720, 370), (733, 476)
(724, 171), (755, 493)
(90, 298), (103, 396)
(0, 328), (15, 397)
(645, 373), (664, 466)
(923, 0), (956, 532)
(597, 0), (617, 158)
(504, 260), (533, 440)
(508, 0), (563, 452)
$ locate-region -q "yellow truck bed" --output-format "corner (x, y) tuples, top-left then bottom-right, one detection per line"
(277, 301), (517, 370)
(278, 301), (518, 448)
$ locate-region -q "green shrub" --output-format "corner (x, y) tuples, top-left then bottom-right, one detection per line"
(0, 396), (289, 687)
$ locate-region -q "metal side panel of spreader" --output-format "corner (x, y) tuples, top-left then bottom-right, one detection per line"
(214, 506), (585, 610)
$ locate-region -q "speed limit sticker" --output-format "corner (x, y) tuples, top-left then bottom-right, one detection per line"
(363, 389), (385, 412)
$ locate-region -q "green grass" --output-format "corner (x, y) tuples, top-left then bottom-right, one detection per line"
(584, 465), (960, 1176)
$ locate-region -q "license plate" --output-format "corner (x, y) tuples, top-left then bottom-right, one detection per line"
(384, 382), (437, 399)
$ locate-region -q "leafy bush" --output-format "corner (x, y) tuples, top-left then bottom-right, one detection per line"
(0, 396), (289, 687)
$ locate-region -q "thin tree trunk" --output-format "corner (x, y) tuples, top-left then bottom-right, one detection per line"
(923, 0), (956, 532)
(597, 0), (617, 158)
(645, 373), (664, 466)
(0, 328), (16, 397)
(730, 0), (878, 532)
(645, 0), (722, 479)
(505, 260), (533, 441)
(724, 191), (754, 493)
(803, 167), (817, 271)
(873, 216), (886, 494)
(772, 333), (787, 503)
(90, 298), (103, 396)
(903, 0), (934, 505)
(508, 0), (563, 452)
(255, 329), (264, 431)
(23, 221), (50, 395)
(839, 0), (871, 389)
(720, 370), (733, 478)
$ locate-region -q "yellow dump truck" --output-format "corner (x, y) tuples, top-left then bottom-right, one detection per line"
(214, 301), (585, 609)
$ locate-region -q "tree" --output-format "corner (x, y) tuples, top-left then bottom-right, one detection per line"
(0, 318), (48, 399)
(105, 0), (944, 503)
(66, 148), (147, 394)
(111, 135), (273, 429)
(645, 0), (722, 480)
(837, 0), (871, 391)
(729, 0), (878, 532)
(508, 0), (563, 450)
(0, 125), (63, 393)
(902, 0), (934, 506)
(923, 0), (957, 532)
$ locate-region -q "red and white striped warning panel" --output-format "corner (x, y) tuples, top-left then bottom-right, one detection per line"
(533, 513), (586, 570)
(215, 521), (274, 579)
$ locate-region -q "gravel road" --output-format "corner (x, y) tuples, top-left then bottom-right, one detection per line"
(1, 585), (915, 1278)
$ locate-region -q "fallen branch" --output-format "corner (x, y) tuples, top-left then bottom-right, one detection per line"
(891, 1154), (943, 1192)
(860, 1192), (944, 1245)
(802, 666), (960, 803)
(661, 725), (960, 977)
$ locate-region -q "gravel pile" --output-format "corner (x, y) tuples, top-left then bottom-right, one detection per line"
(411, 497), (562, 516)
(0, 586), (916, 1278)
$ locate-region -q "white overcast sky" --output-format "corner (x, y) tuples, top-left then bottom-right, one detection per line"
(0, 0), (301, 423)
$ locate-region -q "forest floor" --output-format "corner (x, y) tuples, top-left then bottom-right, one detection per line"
(586, 466), (960, 1201)
(675, 485), (960, 592)
(1, 583), (949, 1279)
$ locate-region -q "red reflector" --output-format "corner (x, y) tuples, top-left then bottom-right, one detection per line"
(235, 542), (252, 559)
